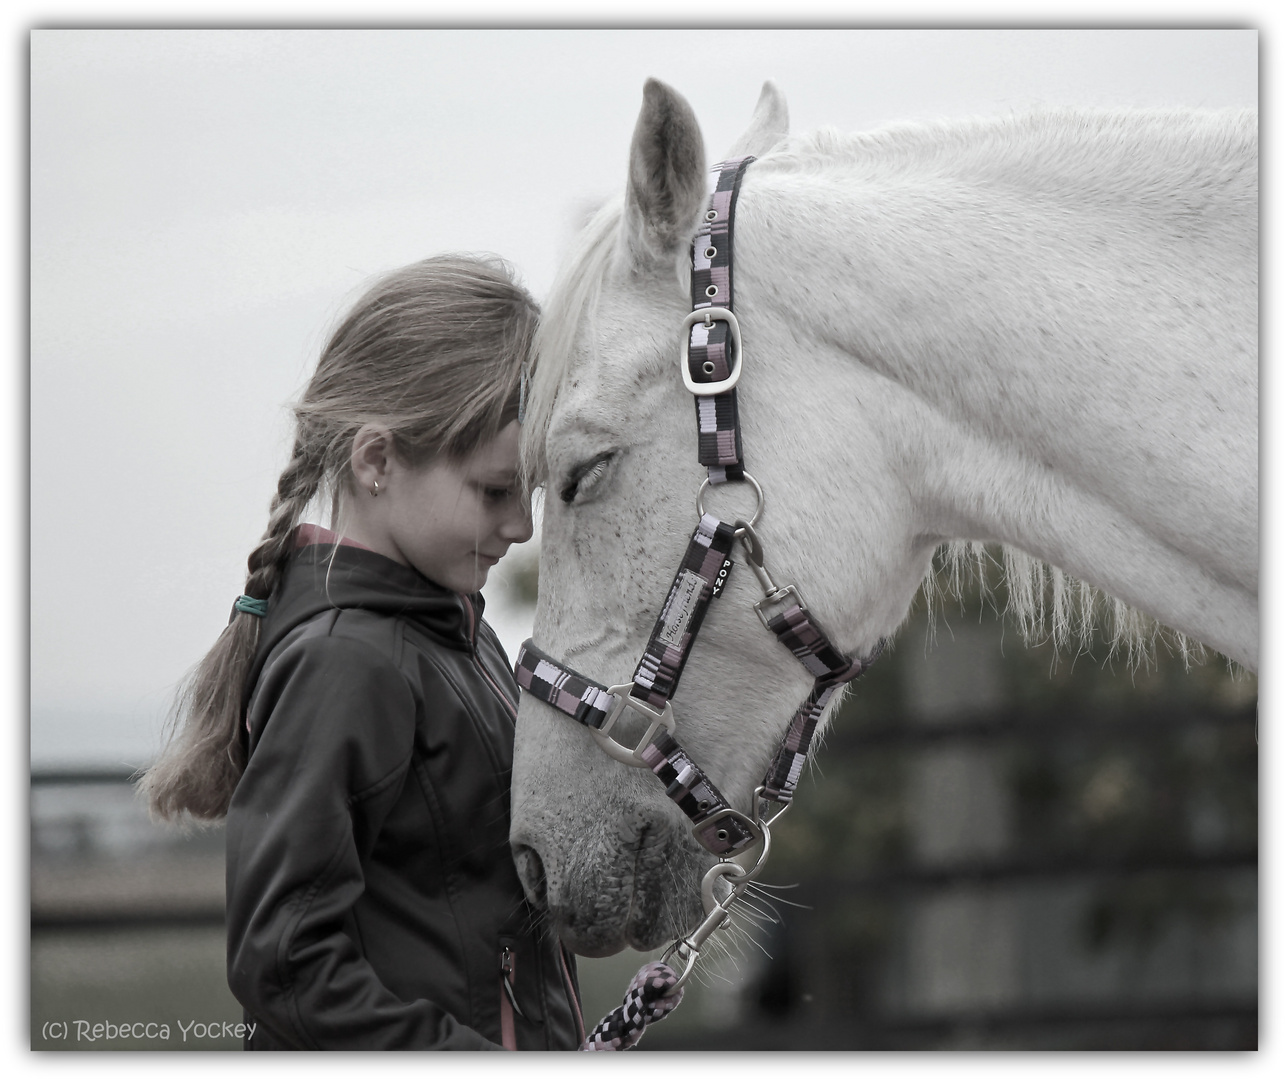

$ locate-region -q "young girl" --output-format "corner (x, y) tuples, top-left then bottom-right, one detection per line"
(141, 255), (585, 1050)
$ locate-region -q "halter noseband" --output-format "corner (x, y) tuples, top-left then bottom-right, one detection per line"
(515, 156), (883, 988)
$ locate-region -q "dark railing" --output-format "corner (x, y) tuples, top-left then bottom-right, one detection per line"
(32, 768), (226, 930)
(31, 697), (1257, 1049)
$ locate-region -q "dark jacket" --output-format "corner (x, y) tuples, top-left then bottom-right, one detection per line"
(225, 534), (583, 1050)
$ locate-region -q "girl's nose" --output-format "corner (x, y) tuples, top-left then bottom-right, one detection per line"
(500, 503), (535, 545)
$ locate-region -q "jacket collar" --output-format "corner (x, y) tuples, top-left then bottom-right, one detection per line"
(255, 525), (482, 665)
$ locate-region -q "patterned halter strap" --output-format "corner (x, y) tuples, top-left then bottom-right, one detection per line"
(516, 158), (885, 1047)
(517, 155), (883, 857)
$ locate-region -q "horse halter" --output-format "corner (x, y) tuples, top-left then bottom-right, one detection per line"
(515, 156), (884, 990)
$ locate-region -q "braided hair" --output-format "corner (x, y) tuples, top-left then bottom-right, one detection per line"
(141, 254), (537, 821)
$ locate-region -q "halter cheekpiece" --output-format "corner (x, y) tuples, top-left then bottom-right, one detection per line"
(516, 156), (884, 996)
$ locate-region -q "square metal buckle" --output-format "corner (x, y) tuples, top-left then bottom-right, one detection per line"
(690, 806), (763, 855)
(590, 684), (677, 767)
(753, 584), (806, 630)
(680, 308), (743, 396)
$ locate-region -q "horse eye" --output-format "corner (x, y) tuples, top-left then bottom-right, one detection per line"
(560, 452), (615, 504)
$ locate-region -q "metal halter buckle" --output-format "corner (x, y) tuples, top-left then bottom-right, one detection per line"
(690, 805), (762, 853)
(680, 307), (743, 396)
(591, 685), (677, 767)
(754, 584), (807, 630)
(735, 519), (810, 628)
(661, 797), (785, 996)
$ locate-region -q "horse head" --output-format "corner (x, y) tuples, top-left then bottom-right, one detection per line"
(509, 80), (930, 955)
(509, 79), (1256, 957)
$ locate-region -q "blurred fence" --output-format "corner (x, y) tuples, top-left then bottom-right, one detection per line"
(31, 585), (1257, 1051)
(31, 770), (239, 1050)
(641, 700), (1257, 1050)
(635, 587), (1258, 1051)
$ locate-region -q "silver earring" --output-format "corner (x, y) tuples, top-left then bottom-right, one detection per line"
(371, 479), (380, 497)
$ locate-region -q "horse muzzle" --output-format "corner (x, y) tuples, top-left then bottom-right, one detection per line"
(510, 804), (703, 956)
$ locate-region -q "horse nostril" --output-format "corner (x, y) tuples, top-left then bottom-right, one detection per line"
(512, 844), (548, 909)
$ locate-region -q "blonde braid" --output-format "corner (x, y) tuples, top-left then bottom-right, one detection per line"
(140, 444), (325, 821)
(243, 440), (326, 600)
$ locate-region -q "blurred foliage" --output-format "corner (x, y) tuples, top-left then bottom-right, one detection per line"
(1007, 712), (1257, 862)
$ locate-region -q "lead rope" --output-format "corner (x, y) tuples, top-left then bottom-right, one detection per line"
(579, 961), (684, 1051)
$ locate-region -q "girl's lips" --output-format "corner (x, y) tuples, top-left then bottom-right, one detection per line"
(476, 552), (502, 565)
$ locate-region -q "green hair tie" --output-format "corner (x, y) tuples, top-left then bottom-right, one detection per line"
(234, 595), (269, 618)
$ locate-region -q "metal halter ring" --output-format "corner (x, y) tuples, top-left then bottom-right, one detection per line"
(696, 471), (763, 529)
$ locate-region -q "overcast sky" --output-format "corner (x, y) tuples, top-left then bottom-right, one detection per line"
(26, 27), (1259, 768)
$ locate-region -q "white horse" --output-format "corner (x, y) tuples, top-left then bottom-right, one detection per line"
(511, 80), (1257, 957)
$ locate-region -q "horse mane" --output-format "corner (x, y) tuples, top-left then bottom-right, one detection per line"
(523, 110), (1234, 669)
(925, 541), (1208, 671)
(754, 107), (1257, 207)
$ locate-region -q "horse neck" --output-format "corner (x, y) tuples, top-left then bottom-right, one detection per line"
(734, 117), (1257, 666)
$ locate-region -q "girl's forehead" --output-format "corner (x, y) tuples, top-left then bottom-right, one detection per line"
(462, 421), (523, 476)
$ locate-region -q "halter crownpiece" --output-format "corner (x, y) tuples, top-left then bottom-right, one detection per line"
(516, 155), (884, 1014)
(686, 155), (755, 483)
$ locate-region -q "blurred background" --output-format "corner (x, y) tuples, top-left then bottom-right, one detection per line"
(32, 548), (1258, 1049)
(28, 27), (1258, 1052)
(604, 563), (1258, 1050)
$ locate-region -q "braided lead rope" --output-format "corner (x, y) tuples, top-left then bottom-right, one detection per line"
(579, 961), (683, 1051)
(689, 156), (755, 485)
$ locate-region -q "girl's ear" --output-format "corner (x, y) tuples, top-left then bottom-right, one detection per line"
(350, 424), (395, 495)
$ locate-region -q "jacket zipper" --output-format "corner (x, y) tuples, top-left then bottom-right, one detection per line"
(559, 942), (586, 1047)
(472, 596), (569, 1049)
(499, 945), (523, 1050)
(461, 594), (519, 721)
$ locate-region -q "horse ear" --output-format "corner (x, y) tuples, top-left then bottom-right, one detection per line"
(726, 80), (790, 159)
(623, 79), (707, 270)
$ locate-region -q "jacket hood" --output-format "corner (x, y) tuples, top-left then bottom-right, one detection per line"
(247, 527), (482, 694)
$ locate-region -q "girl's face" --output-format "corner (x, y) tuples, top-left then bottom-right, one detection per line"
(375, 421), (533, 594)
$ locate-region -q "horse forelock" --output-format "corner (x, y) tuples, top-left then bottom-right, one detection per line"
(520, 199), (620, 492)
(522, 192), (693, 493)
